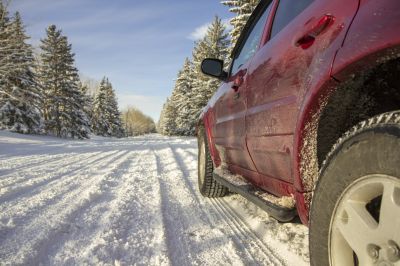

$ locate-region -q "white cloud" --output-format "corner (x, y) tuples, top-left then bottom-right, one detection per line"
(188, 19), (232, 41)
(188, 23), (210, 41)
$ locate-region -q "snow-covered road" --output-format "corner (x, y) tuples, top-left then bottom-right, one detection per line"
(0, 132), (309, 266)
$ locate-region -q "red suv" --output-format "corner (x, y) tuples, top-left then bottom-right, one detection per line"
(198, 0), (400, 265)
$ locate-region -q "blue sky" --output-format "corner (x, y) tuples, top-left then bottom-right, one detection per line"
(9, 0), (231, 121)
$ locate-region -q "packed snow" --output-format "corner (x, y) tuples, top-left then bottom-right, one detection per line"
(0, 131), (309, 265)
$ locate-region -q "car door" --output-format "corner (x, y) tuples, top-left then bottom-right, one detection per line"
(245, 0), (359, 187)
(213, 2), (273, 182)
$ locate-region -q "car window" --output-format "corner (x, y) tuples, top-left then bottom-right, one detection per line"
(270, 0), (313, 39)
(230, 3), (272, 76)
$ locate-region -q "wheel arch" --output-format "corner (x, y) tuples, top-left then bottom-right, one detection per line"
(294, 49), (400, 224)
(197, 109), (221, 167)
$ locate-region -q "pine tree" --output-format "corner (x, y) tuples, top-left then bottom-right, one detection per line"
(189, 16), (230, 133)
(105, 80), (124, 137)
(92, 78), (109, 136)
(159, 16), (230, 136)
(0, 9), (42, 133)
(38, 25), (90, 138)
(158, 97), (177, 136)
(173, 58), (195, 135)
(222, 0), (260, 48)
(157, 100), (167, 134)
(92, 77), (124, 137)
(0, 1), (13, 78)
(79, 81), (93, 125)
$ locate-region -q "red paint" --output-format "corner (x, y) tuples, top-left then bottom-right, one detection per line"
(200, 0), (400, 225)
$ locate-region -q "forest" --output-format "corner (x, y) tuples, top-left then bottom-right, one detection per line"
(0, 0), (260, 138)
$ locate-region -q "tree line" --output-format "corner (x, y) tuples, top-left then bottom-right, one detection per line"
(0, 1), (155, 138)
(158, 0), (259, 136)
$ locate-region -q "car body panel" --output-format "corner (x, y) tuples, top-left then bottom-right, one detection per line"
(200, 0), (400, 225)
(332, 0), (400, 81)
(213, 63), (258, 173)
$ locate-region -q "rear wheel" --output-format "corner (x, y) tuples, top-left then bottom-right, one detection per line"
(310, 111), (400, 266)
(198, 127), (228, 197)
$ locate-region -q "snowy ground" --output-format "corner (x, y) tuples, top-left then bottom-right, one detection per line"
(0, 131), (309, 266)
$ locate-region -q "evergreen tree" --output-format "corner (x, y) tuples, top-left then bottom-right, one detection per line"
(38, 25), (90, 138)
(0, 9), (42, 133)
(222, 0), (260, 48)
(92, 77), (124, 137)
(173, 58), (195, 135)
(0, 1), (11, 77)
(79, 81), (93, 124)
(189, 16), (230, 133)
(92, 78), (109, 136)
(157, 100), (167, 134)
(158, 97), (177, 136)
(105, 80), (124, 137)
(159, 16), (230, 136)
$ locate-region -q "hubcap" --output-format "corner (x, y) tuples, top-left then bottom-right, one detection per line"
(329, 175), (400, 266)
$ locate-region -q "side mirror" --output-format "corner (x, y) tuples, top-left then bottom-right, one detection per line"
(201, 58), (227, 81)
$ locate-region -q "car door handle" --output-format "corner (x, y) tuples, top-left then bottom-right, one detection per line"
(231, 70), (246, 91)
(296, 15), (335, 49)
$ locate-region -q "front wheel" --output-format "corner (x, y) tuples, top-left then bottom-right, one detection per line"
(197, 127), (228, 198)
(310, 111), (400, 266)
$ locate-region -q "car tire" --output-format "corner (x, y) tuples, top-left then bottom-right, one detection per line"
(310, 111), (400, 266)
(198, 127), (228, 198)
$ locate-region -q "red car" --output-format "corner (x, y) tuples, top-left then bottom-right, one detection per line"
(198, 0), (400, 265)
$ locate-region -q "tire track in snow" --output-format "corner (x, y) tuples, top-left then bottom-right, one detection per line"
(174, 147), (307, 265)
(211, 198), (285, 265)
(0, 150), (103, 189)
(58, 149), (170, 266)
(0, 150), (104, 188)
(43, 142), (169, 265)
(0, 152), (81, 174)
(153, 148), (193, 266)
(154, 145), (249, 266)
(171, 146), (285, 265)
(0, 150), (134, 265)
(0, 150), (119, 203)
(0, 150), (129, 240)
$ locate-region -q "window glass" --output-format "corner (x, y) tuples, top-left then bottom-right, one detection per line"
(270, 0), (313, 39)
(231, 4), (272, 75)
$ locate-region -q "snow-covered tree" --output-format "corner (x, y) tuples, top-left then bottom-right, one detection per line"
(172, 58), (195, 135)
(79, 81), (93, 124)
(105, 80), (124, 137)
(189, 16), (230, 132)
(0, 8), (42, 133)
(222, 0), (260, 48)
(92, 78), (108, 136)
(159, 16), (230, 136)
(0, 1), (13, 78)
(38, 25), (90, 138)
(158, 97), (177, 136)
(92, 77), (124, 137)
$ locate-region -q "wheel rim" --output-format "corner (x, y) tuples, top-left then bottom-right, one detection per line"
(329, 174), (400, 266)
(198, 138), (206, 185)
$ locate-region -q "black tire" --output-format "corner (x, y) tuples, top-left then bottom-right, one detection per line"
(197, 127), (228, 197)
(310, 111), (400, 265)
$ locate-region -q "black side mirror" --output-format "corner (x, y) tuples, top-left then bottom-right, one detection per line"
(201, 58), (227, 81)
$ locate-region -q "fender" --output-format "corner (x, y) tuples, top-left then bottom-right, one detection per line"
(293, 0), (400, 224)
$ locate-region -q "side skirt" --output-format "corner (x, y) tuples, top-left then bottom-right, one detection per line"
(213, 172), (297, 222)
